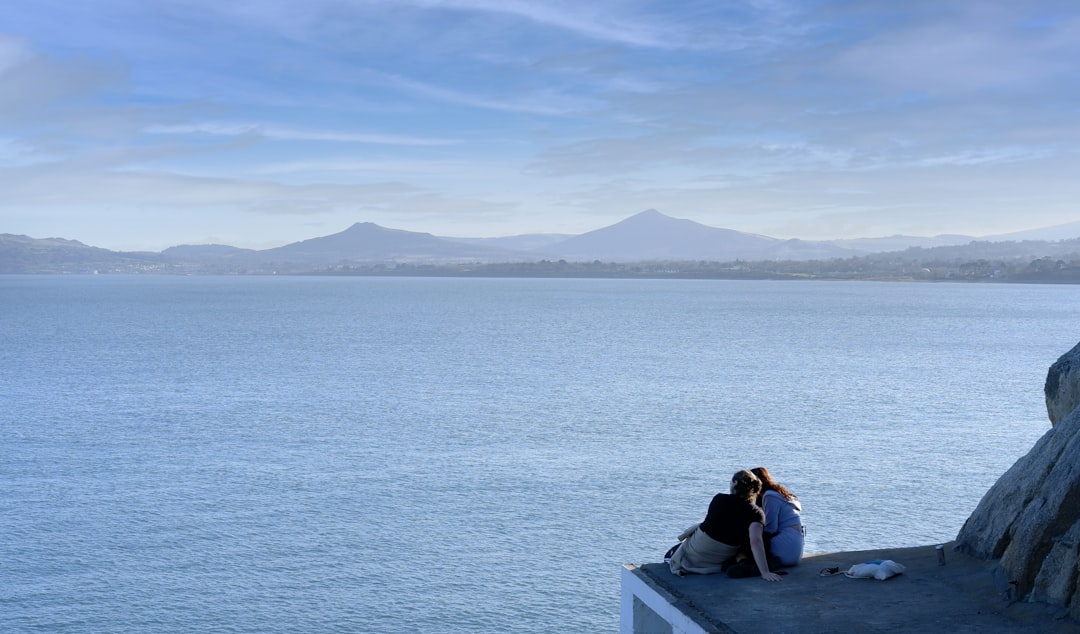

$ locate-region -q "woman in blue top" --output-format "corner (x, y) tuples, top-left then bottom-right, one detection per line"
(751, 467), (804, 567)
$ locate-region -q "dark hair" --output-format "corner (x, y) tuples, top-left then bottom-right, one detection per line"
(731, 469), (762, 501)
(751, 467), (797, 502)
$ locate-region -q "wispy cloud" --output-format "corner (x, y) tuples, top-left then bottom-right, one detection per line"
(826, 4), (1080, 94)
(0, 35), (32, 73)
(249, 157), (473, 176)
(145, 122), (457, 146)
(375, 71), (599, 116)
(412, 0), (683, 49)
(0, 37), (127, 119)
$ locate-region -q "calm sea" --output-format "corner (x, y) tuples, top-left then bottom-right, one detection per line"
(2, 275), (1077, 632)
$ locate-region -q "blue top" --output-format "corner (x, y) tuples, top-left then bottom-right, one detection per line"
(761, 490), (802, 535)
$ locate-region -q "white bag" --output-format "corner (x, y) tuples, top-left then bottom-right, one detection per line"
(845, 559), (905, 580)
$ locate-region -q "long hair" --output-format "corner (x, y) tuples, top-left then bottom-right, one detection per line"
(751, 467), (796, 502)
(731, 469), (762, 501)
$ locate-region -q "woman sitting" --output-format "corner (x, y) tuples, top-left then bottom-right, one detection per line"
(668, 470), (782, 581)
(751, 467), (804, 567)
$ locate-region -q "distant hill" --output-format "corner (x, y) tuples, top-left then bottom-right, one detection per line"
(869, 237), (1080, 262)
(539, 209), (770, 261)
(446, 233), (570, 253)
(4, 210), (1080, 274)
(538, 209), (855, 262)
(987, 220), (1080, 242)
(247, 222), (536, 265)
(823, 219), (1080, 252)
(827, 234), (976, 252)
(0, 234), (161, 274)
(162, 244), (254, 259)
(0, 224), (540, 273)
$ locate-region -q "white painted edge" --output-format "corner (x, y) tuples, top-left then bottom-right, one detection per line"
(620, 564), (712, 634)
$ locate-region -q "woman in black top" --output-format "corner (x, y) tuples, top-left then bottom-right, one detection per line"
(668, 469), (782, 581)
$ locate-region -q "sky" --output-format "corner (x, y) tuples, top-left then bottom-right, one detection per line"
(1, 0), (1078, 251)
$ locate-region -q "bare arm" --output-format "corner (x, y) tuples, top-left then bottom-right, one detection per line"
(749, 522), (782, 581)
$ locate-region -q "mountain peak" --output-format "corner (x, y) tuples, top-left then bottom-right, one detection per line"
(624, 209), (669, 222)
(343, 221), (384, 233)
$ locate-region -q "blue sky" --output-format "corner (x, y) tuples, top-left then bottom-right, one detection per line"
(1, 0), (1078, 250)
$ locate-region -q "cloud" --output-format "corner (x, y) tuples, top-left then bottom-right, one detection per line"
(374, 71), (600, 116)
(249, 158), (464, 175)
(0, 158), (513, 219)
(203, 0), (695, 50)
(0, 35), (32, 72)
(412, 0), (685, 49)
(145, 122), (458, 146)
(0, 137), (44, 167)
(519, 2), (1080, 189)
(825, 4), (1080, 95)
(0, 35), (128, 119)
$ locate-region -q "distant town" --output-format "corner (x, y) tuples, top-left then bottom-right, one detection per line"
(302, 254), (1080, 284)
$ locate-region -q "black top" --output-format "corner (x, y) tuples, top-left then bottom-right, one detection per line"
(699, 493), (766, 546)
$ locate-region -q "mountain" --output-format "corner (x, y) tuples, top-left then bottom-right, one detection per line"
(987, 220), (1080, 242)
(5, 210), (1080, 274)
(445, 233), (571, 252)
(240, 222), (536, 265)
(826, 223), (1080, 252)
(868, 236), (1080, 262)
(0, 224), (539, 274)
(825, 219), (1080, 252)
(541, 209), (854, 262)
(0, 234), (161, 274)
(827, 234), (976, 252)
(162, 244), (254, 259)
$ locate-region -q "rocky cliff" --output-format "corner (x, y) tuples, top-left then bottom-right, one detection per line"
(956, 341), (1080, 617)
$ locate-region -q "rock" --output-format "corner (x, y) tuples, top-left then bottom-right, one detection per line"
(954, 419), (1066, 559)
(955, 341), (1080, 616)
(1047, 341), (1080, 426)
(1031, 519), (1080, 612)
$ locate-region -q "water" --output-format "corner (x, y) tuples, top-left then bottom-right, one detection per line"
(2, 275), (1077, 632)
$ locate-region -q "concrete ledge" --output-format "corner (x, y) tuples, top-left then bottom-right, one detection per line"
(621, 543), (1080, 633)
(621, 564), (732, 634)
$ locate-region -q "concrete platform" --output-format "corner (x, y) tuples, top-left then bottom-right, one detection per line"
(622, 542), (1080, 633)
